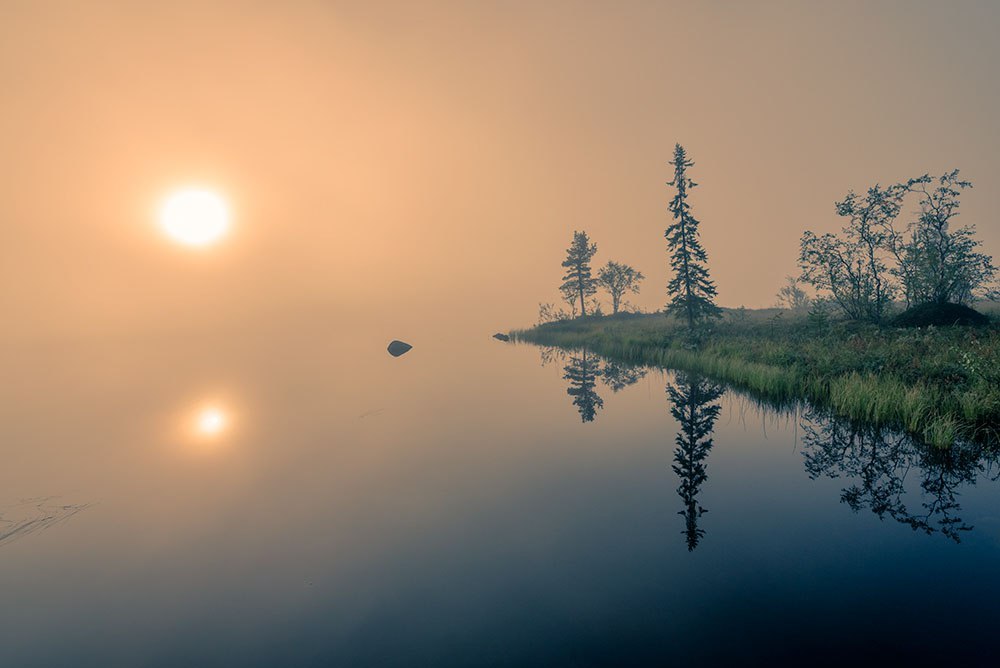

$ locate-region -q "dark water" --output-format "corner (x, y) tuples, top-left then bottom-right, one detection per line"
(2, 325), (999, 666)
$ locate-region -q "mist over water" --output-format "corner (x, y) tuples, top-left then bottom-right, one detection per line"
(2, 316), (999, 666)
(4, 1), (1000, 664)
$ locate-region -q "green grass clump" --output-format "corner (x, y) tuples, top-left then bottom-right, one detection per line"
(512, 311), (1000, 447)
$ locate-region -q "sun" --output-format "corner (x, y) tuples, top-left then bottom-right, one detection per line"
(159, 189), (231, 247)
(195, 407), (228, 437)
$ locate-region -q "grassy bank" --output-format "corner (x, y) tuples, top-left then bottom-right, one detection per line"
(512, 312), (1000, 447)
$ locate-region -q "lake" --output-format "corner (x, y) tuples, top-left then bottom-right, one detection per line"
(2, 320), (999, 666)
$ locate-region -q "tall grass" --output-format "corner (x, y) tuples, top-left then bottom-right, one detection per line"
(512, 313), (1000, 447)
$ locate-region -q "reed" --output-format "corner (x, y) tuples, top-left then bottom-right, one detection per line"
(512, 312), (1000, 447)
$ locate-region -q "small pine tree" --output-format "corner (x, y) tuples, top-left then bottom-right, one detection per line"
(665, 144), (721, 329)
(560, 230), (598, 317)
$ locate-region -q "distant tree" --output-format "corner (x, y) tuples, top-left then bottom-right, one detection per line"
(563, 349), (604, 422)
(895, 171), (996, 306)
(668, 372), (724, 551)
(560, 231), (598, 317)
(731, 305), (750, 324)
(597, 261), (645, 314)
(775, 276), (810, 311)
(799, 184), (905, 323)
(664, 144), (721, 329)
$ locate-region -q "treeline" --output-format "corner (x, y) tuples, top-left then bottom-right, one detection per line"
(798, 171), (996, 323)
(540, 145), (997, 328)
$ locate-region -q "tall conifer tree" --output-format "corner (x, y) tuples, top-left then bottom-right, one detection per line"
(665, 144), (721, 328)
(560, 230), (598, 317)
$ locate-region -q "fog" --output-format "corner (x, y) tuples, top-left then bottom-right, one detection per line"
(3, 5), (1000, 664)
(3, 0), (998, 341)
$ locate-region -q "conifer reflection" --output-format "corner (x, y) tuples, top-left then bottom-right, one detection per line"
(562, 349), (605, 422)
(802, 414), (999, 542)
(667, 372), (724, 551)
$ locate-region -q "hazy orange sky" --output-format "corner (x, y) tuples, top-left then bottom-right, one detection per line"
(2, 0), (998, 338)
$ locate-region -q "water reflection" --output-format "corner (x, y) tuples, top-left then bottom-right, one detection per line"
(173, 396), (238, 451)
(667, 373), (724, 551)
(600, 359), (648, 393)
(563, 349), (604, 423)
(802, 414), (1000, 543)
(538, 345), (566, 368)
(542, 347), (647, 422)
(540, 346), (1000, 544)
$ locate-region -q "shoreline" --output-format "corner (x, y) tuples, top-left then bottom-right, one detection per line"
(511, 312), (1000, 447)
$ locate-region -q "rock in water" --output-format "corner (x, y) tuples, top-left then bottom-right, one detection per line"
(493, 333), (510, 342)
(387, 340), (413, 357)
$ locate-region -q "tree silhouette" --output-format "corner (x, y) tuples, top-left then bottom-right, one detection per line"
(801, 413), (997, 543)
(560, 230), (598, 318)
(665, 144), (721, 329)
(562, 349), (604, 422)
(538, 346), (567, 368)
(600, 359), (648, 393)
(798, 169), (996, 318)
(775, 275), (810, 311)
(597, 260), (644, 314)
(799, 184), (904, 323)
(897, 171), (996, 306)
(667, 372), (724, 550)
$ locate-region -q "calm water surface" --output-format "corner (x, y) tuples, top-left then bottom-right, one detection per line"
(2, 320), (999, 666)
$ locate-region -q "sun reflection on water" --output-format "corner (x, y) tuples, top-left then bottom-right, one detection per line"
(179, 401), (236, 449)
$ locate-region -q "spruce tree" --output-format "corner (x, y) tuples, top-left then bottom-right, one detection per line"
(560, 230), (598, 317)
(665, 144), (721, 328)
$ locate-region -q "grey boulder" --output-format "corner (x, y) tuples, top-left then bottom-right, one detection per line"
(387, 340), (413, 357)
